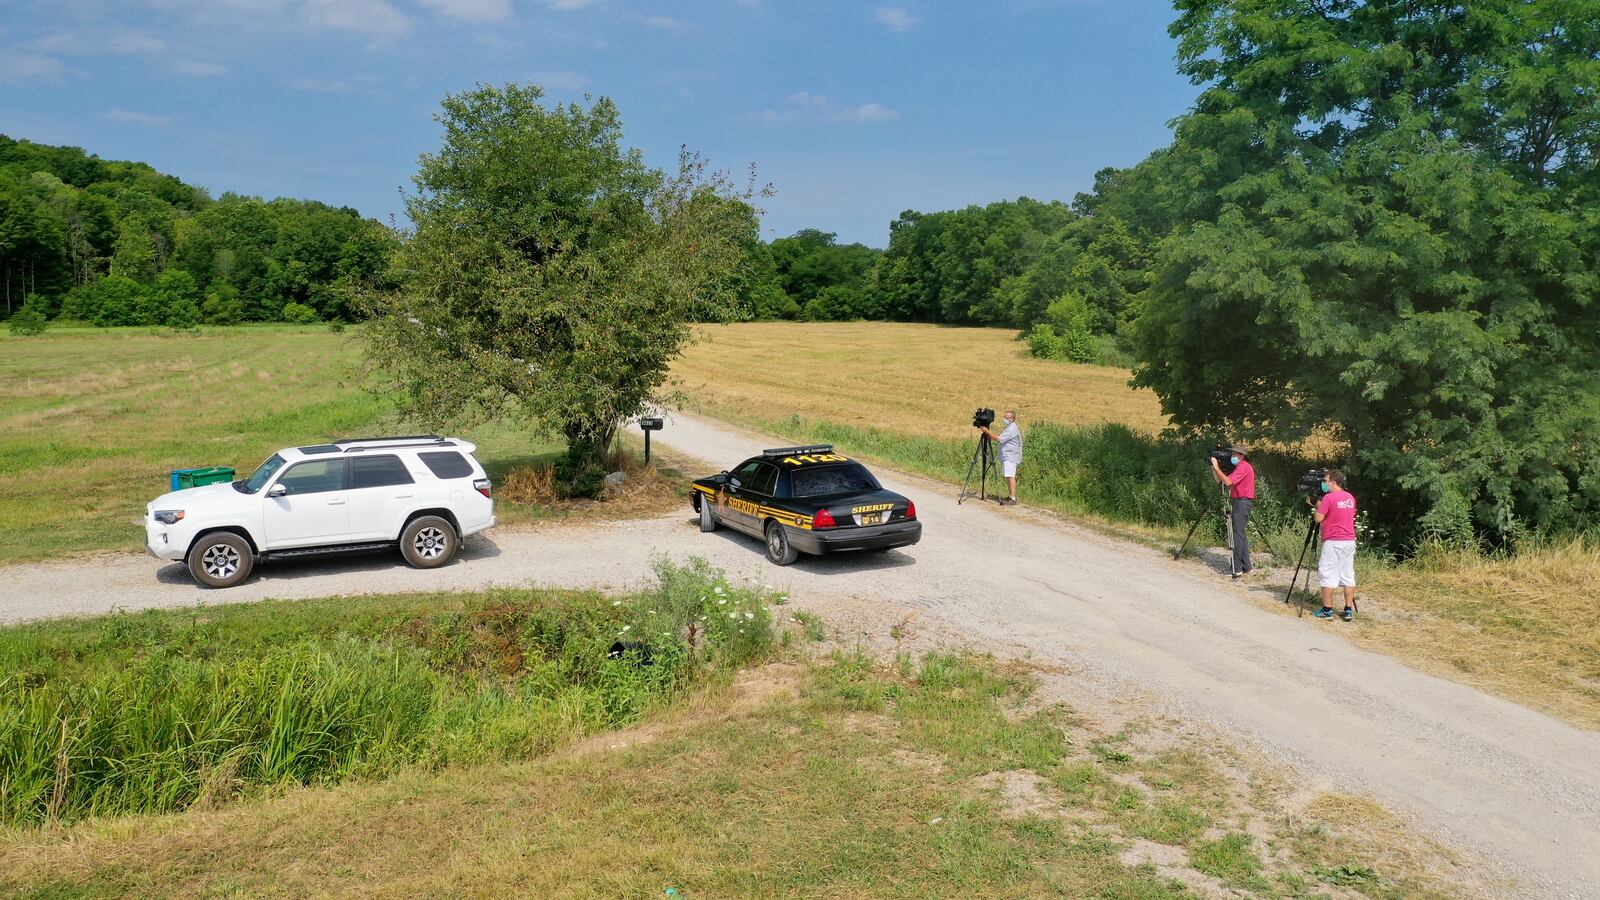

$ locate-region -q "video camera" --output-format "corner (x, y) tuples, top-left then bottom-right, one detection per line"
(1297, 467), (1329, 499)
(973, 408), (996, 428)
(1207, 444), (1239, 475)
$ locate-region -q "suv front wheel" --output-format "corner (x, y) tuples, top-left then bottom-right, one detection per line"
(189, 532), (254, 589)
(401, 515), (458, 569)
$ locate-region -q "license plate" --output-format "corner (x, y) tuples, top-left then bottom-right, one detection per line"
(857, 512), (884, 526)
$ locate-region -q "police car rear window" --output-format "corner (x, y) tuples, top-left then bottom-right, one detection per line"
(790, 463), (879, 498)
(418, 451), (473, 479)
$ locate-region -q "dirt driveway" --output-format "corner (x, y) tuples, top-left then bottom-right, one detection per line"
(3, 412), (1597, 897)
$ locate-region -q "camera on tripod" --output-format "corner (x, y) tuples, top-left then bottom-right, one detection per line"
(973, 408), (996, 428)
(1297, 468), (1329, 500)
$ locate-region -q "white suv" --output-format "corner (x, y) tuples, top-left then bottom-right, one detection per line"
(146, 435), (496, 588)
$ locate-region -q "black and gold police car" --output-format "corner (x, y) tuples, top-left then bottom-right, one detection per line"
(691, 445), (921, 565)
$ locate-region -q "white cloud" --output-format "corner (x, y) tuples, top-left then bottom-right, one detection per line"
(532, 69), (586, 89)
(174, 60), (228, 76)
(304, 0), (410, 39)
(148, 0), (411, 40)
(759, 91), (901, 125)
(638, 15), (689, 32)
(873, 6), (920, 32)
(107, 108), (175, 126)
(105, 30), (168, 54)
(284, 76), (357, 92)
(0, 51), (68, 84)
(32, 29), (166, 56)
(842, 102), (900, 122)
(546, 0), (597, 8)
(418, 0), (512, 21)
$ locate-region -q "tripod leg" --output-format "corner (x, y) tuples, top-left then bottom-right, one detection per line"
(959, 436), (983, 503)
(1285, 520), (1317, 609)
(1174, 506), (1212, 560)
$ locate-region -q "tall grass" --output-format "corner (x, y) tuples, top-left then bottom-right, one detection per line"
(0, 559), (772, 827)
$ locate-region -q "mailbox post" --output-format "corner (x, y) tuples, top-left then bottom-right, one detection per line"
(639, 417), (664, 464)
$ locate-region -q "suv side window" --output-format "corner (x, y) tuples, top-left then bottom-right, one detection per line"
(350, 454), (414, 489)
(419, 451), (473, 479)
(276, 459), (348, 495)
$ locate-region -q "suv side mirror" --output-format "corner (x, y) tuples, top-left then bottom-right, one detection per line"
(267, 483), (288, 498)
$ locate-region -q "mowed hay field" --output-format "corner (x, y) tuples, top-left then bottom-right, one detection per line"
(675, 321), (1170, 438)
(0, 327), (679, 566)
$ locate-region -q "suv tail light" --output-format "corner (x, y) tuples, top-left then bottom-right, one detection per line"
(812, 509), (837, 529)
(473, 478), (492, 499)
(905, 500), (916, 520)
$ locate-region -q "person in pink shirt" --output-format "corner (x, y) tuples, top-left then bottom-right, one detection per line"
(1209, 445), (1256, 577)
(1312, 469), (1358, 621)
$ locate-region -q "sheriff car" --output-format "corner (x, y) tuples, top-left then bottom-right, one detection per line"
(690, 445), (922, 565)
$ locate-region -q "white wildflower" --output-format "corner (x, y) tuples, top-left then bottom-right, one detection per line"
(744, 612), (755, 620)
(718, 598), (727, 605)
(713, 586), (725, 595)
(620, 625), (631, 633)
(612, 600), (622, 607)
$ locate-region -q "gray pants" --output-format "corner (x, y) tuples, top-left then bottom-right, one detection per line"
(1230, 498), (1253, 573)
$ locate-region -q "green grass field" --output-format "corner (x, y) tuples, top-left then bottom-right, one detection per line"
(0, 325), (614, 565)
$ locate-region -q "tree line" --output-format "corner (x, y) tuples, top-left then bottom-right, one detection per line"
(0, 135), (394, 330)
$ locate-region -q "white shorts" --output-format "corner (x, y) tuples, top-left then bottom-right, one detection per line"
(1002, 460), (1018, 478)
(1318, 540), (1357, 588)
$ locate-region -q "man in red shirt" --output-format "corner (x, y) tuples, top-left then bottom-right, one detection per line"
(1312, 469), (1358, 621)
(1209, 445), (1255, 577)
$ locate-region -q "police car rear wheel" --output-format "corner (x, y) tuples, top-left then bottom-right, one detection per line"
(699, 499), (717, 532)
(765, 521), (799, 566)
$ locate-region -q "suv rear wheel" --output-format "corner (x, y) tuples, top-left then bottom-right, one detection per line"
(189, 532), (254, 589)
(401, 515), (458, 569)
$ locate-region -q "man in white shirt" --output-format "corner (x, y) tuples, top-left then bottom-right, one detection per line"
(976, 409), (1023, 505)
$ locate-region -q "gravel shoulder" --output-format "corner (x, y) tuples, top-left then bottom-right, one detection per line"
(3, 411), (1597, 897)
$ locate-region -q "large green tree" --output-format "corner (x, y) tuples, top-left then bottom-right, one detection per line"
(1132, 0), (1600, 545)
(362, 83), (759, 480)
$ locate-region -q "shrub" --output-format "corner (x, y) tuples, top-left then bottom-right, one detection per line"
(202, 286), (244, 325)
(164, 297), (202, 331)
(281, 301), (319, 324)
(7, 305), (47, 336)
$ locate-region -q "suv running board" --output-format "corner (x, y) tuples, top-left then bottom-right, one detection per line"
(266, 542), (396, 559)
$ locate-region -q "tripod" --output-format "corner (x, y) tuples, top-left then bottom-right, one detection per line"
(959, 432), (998, 504)
(1283, 516), (1320, 616)
(1173, 481), (1240, 573)
(1283, 511), (1360, 618)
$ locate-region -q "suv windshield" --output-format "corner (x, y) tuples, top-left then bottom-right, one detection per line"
(240, 453), (286, 493)
(790, 463), (880, 498)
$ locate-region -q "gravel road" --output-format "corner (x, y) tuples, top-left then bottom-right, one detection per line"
(4, 412), (1597, 897)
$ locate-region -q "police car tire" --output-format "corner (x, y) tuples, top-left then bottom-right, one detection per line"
(765, 520), (799, 566)
(699, 499), (717, 532)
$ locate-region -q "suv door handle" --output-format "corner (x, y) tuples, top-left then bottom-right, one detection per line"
(395, 494), (413, 499)
(327, 499), (347, 506)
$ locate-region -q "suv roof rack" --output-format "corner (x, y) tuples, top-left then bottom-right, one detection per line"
(334, 434), (443, 445)
(297, 444), (342, 455)
(762, 444), (834, 457)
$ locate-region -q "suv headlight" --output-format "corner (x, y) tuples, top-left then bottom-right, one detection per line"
(154, 510), (185, 525)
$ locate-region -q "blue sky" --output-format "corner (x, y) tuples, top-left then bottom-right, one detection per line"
(0, 0), (1198, 246)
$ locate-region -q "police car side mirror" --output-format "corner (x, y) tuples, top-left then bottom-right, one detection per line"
(728, 476), (742, 489)
(713, 471), (729, 484)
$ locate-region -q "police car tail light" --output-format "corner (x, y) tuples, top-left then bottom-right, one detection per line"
(812, 509), (837, 529)
(905, 500), (916, 520)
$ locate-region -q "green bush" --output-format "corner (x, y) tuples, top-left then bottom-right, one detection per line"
(164, 297), (201, 331)
(7, 305), (47, 336)
(281, 301), (319, 324)
(0, 559), (773, 826)
(201, 285), (244, 325)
